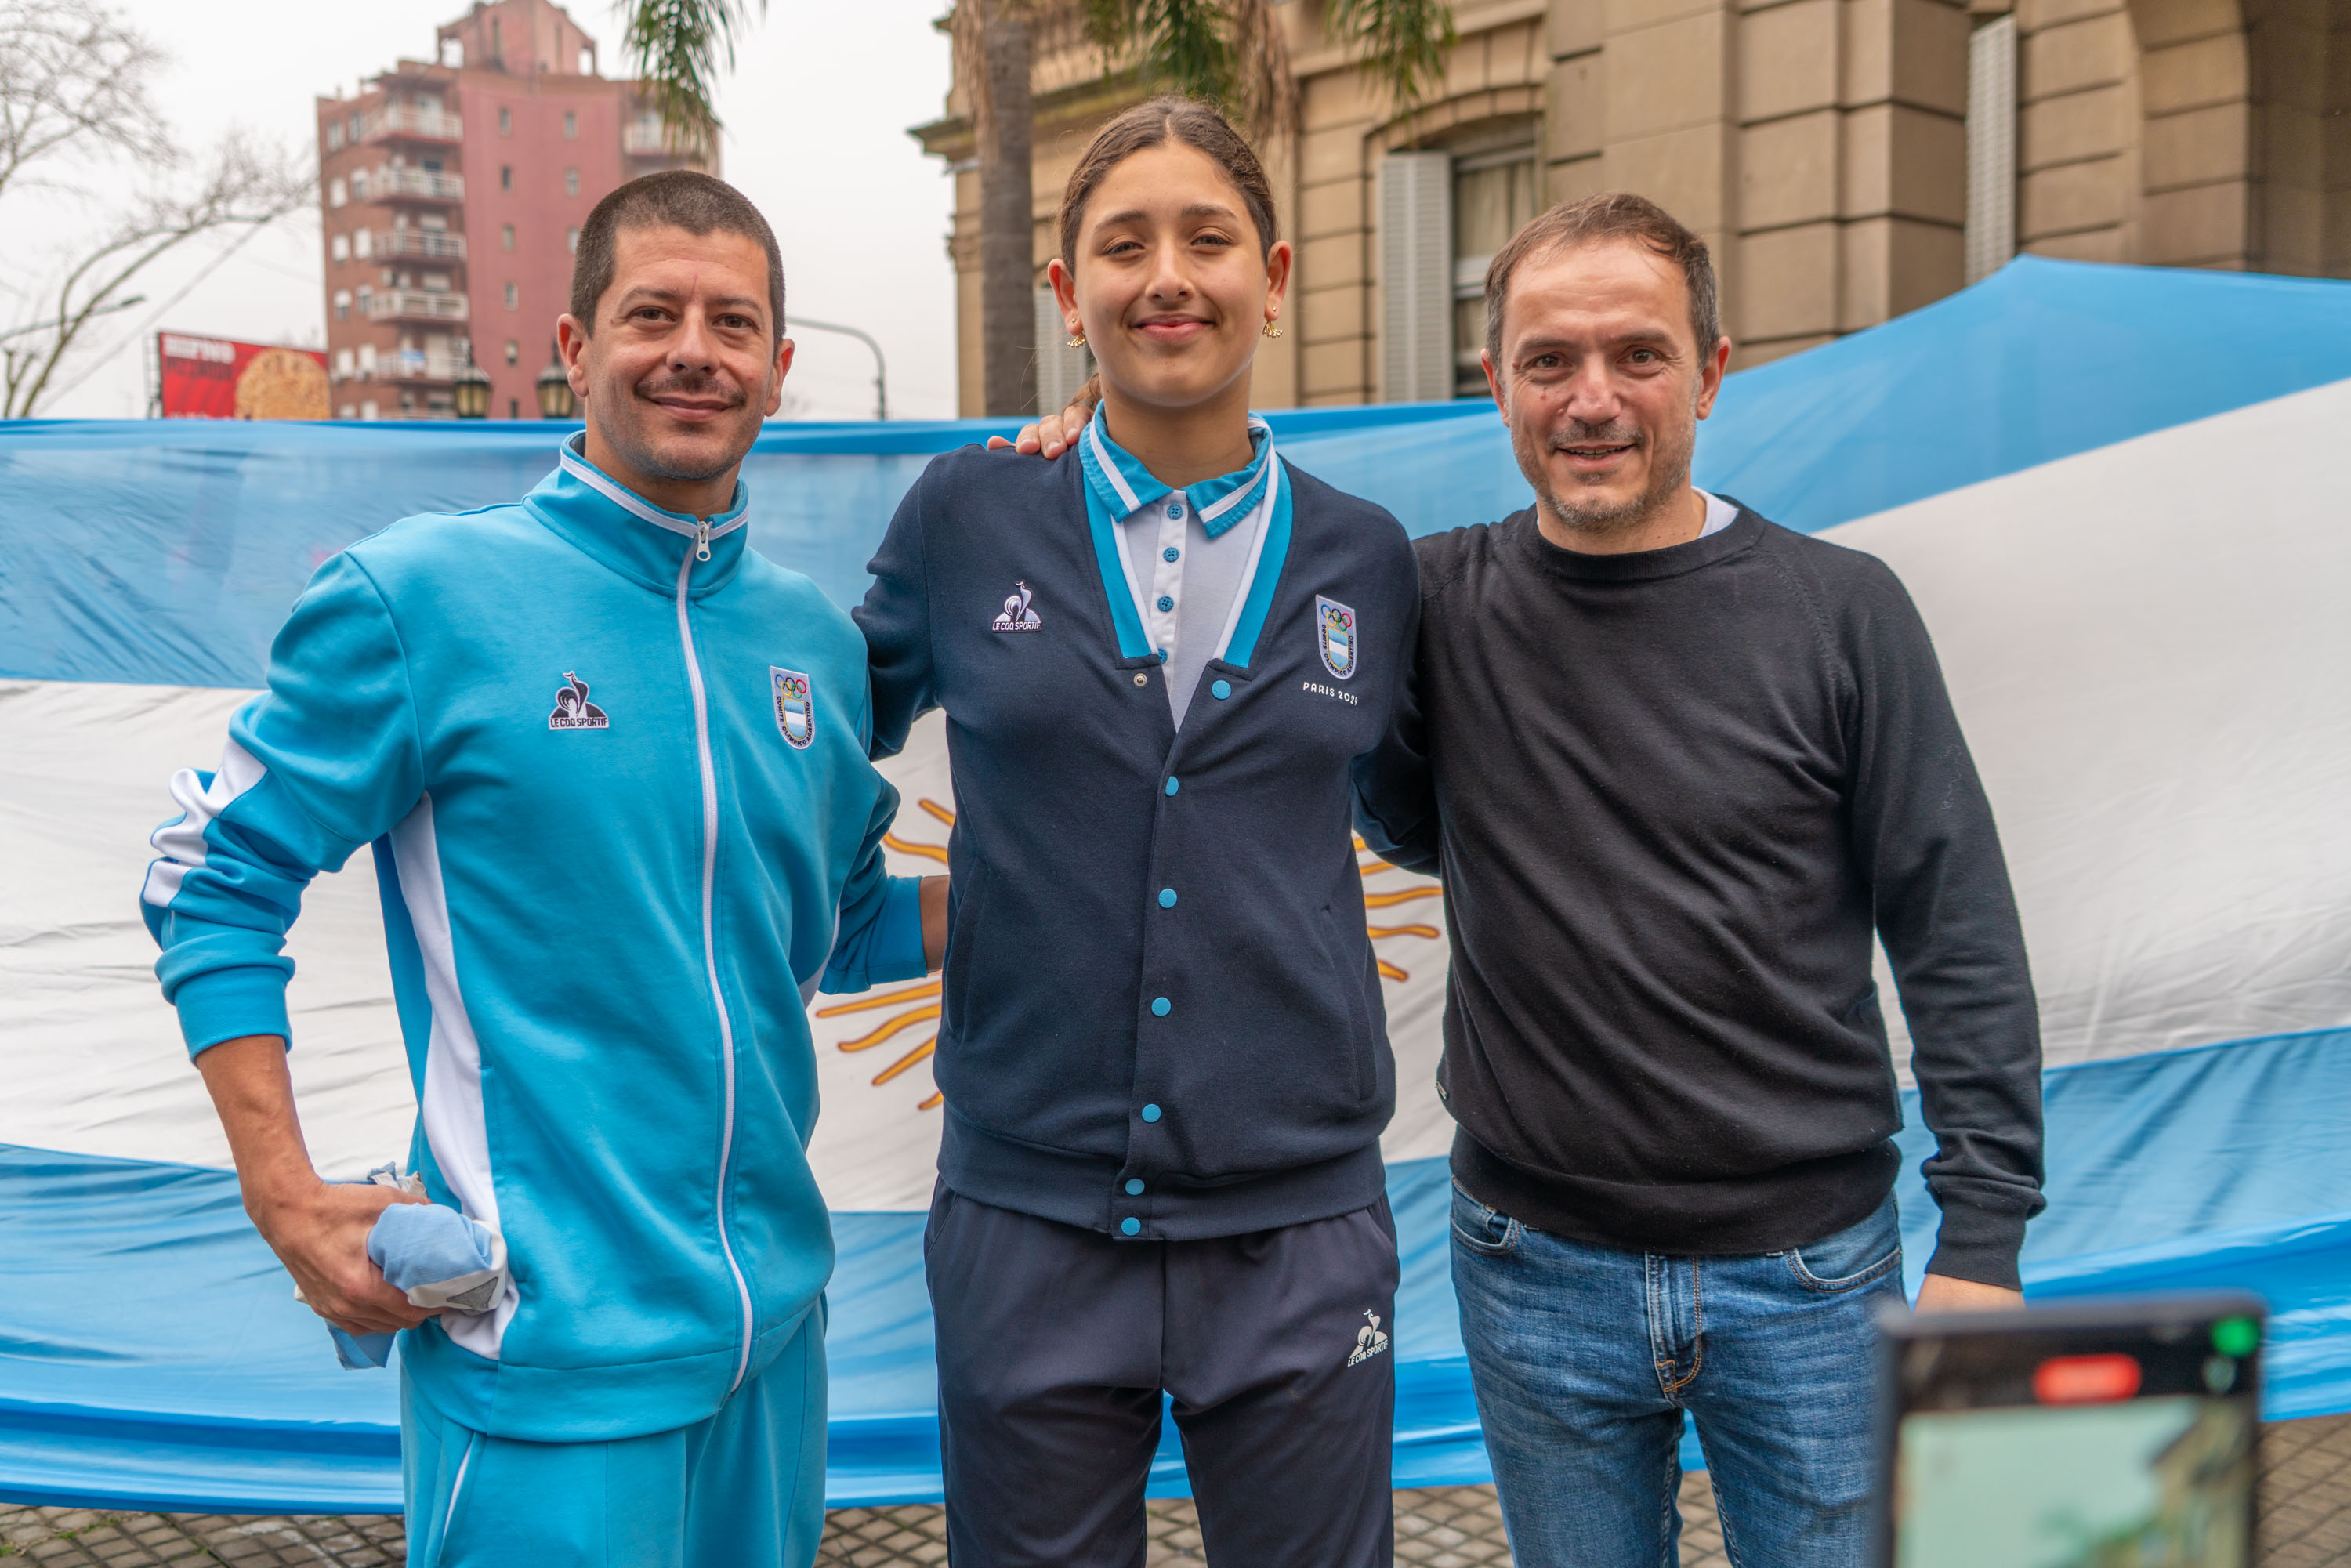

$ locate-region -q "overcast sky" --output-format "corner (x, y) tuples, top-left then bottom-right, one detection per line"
(13, 2), (958, 421)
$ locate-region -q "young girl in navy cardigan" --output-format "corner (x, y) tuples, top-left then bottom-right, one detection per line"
(856, 96), (1419, 1567)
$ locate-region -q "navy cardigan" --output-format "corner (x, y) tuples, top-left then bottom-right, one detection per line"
(857, 444), (1420, 1239)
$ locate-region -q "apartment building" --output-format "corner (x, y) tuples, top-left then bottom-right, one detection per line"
(915, 0), (2350, 414)
(316, 0), (700, 419)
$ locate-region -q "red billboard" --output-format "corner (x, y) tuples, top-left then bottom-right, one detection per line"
(158, 334), (331, 420)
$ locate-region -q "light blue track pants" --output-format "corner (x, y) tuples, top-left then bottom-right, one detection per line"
(400, 1313), (828, 1568)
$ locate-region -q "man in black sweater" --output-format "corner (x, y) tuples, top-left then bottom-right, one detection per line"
(1353, 194), (2045, 1566)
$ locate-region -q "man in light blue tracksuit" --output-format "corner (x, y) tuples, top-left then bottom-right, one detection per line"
(140, 172), (937, 1568)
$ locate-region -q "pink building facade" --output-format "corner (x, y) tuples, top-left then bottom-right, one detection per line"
(316, 0), (698, 419)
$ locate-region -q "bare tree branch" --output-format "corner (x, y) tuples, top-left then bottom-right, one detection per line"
(2, 129), (312, 416)
(0, 0), (172, 208)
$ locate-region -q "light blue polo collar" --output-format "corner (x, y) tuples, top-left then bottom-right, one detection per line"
(527, 433), (751, 594)
(1074, 408), (1292, 670)
(1078, 407), (1275, 540)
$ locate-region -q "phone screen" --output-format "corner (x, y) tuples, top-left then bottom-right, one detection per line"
(1886, 1302), (2261, 1568)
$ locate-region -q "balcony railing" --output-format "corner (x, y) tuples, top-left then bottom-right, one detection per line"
(364, 105), (463, 143)
(382, 349), (469, 382)
(368, 166), (464, 202)
(622, 122), (674, 156)
(371, 228), (467, 261)
(363, 289), (470, 324)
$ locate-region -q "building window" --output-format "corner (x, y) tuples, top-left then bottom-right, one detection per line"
(566, 226), (579, 254)
(578, 46), (594, 74)
(1451, 145), (1539, 397)
(440, 37), (463, 67)
(502, 223), (516, 252)
(505, 281), (519, 310)
(350, 168), (370, 201)
(329, 177), (347, 208)
(564, 168), (579, 197)
(326, 122), (345, 152)
(334, 349), (353, 377)
(353, 229), (372, 259)
(504, 339), (520, 364)
(563, 111), (577, 139)
(498, 106), (511, 136)
(357, 343), (377, 373)
(360, 399), (379, 420)
(501, 165), (513, 192)
(1965, 16), (2019, 284)
(334, 289), (352, 320)
(340, 404), (357, 420)
(330, 234), (350, 263)
(1378, 152), (1451, 403)
(509, 397), (521, 418)
(347, 113), (360, 140)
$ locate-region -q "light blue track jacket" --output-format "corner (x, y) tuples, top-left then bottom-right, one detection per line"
(140, 436), (927, 1442)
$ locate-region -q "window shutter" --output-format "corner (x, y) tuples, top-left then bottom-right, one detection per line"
(1380, 152), (1453, 403)
(1965, 18), (2018, 285)
(1034, 288), (1091, 420)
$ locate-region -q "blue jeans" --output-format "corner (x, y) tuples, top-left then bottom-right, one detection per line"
(1451, 1183), (1903, 1568)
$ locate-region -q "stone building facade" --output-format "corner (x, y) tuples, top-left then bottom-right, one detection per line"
(913, 0), (2347, 413)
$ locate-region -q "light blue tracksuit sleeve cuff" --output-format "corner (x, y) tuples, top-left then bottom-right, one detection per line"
(172, 966), (293, 1059)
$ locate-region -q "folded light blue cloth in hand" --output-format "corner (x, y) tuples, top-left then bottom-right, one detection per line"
(320, 1179), (506, 1370)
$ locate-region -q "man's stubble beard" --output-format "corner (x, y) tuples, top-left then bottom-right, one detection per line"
(1512, 405), (1697, 543)
(594, 365), (763, 485)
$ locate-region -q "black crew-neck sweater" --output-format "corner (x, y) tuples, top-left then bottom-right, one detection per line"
(1353, 505), (2046, 1288)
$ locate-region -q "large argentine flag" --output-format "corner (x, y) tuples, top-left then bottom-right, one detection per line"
(2, 258), (2347, 1512)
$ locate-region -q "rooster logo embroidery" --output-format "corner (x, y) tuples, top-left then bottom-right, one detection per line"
(1347, 1309), (1389, 1367)
(547, 672), (609, 730)
(991, 581), (1041, 632)
(772, 668), (814, 749)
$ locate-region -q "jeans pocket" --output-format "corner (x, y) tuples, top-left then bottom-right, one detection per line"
(1783, 1195), (1904, 1294)
(1448, 1182), (1520, 1257)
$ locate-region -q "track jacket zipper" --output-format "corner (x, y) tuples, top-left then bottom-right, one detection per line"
(675, 534), (754, 1395)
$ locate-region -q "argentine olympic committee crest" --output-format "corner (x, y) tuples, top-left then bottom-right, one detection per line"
(1316, 596), (1357, 680)
(771, 667), (814, 749)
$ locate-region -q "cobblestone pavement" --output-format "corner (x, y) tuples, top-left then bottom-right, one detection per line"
(5, 1414), (2345, 1566)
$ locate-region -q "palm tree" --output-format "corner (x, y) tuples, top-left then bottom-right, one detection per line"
(620, 1), (1458, 417)
(618, 0), (766, 165)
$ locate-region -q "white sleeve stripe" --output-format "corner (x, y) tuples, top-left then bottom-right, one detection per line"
(142, 739), (270, 910)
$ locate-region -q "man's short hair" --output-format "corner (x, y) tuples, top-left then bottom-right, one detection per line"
(1483, 193), (1721, 368)
(569, 169), (785, 339)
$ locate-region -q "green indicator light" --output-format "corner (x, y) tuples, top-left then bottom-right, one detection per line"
(2212, 1316), (2260, 1357)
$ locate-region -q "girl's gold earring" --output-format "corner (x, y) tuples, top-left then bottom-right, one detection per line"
(1262, 320), (1284, 339)
(1067, 331), (1086, 348)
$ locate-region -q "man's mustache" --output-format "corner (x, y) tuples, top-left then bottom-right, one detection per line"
(1548, 420), (1643, 450)
(633, 371), (748, 409)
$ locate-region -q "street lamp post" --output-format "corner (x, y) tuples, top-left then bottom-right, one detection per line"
(789, 317), (887, 421)
(452, 346), (491, 420)
(536, 341), (577, 419)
